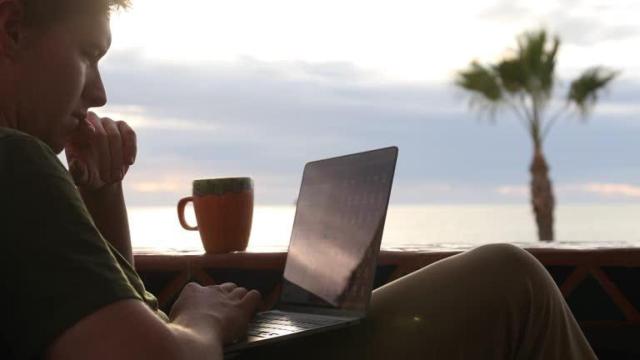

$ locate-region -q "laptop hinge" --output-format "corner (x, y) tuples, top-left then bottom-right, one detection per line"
(274, 303), (364, 319)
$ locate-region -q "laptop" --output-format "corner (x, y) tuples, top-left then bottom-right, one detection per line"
(225, 146), (398, 355)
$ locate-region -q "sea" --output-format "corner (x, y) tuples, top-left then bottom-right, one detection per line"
(130, 204), (640, 253)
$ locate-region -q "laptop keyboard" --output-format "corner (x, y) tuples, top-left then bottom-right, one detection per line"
(247, 312), (345, 338)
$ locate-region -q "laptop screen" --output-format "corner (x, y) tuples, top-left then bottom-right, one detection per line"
(280, 147), (398, 312)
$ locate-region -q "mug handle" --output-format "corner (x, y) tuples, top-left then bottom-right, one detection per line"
(177, 196), (198, 231)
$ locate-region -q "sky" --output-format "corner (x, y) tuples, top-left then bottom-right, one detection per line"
(92, 0), (640, 206)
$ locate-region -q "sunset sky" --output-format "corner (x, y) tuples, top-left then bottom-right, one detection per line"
(93, 0), (640, 205)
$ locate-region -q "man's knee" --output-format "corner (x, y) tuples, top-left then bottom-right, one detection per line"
(469, 243), (552, 287)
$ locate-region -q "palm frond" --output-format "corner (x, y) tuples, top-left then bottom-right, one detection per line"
(516, 29), (559, 99)
(540, 36), (560, 95)
(568, 66), (619, 117)
(518, 30), (546, 77)
(495, 58), (526, 94)
(455, 61), (503, 102)
(455, 61), (505, 119)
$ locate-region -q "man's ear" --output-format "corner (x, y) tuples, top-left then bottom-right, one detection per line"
(0, 0), (24, 57)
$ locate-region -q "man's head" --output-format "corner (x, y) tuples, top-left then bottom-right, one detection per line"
(0, 0), (128, 153)
(21, 0), (129, 28)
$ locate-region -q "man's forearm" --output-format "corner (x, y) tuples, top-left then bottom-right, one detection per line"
(168, 322), (224, 360)
(45, 299), (224, 360)
(80, 182), (134, 266)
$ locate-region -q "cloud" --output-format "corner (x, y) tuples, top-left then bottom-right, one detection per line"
(100, 105), (219, 131)
(480, 0), (530, 21)
(97, 52), (640, 205)
(101, 51), (472, 170)
(496, 185), (528, 197)
(131, 179), (186, 193)
(479, 0), (640, 45)
(593, 102), (640, 117)
(550, 16), (638, 46)
(573, 182), (640, 198)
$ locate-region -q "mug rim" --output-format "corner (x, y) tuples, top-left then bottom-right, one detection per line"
(192, 177), (253, 196)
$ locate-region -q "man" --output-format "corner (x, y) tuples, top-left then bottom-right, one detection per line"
(0, 0), (598, 359)
(1, 1), (261, 359)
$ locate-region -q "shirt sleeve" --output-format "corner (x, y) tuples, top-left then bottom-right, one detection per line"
(0, 133), (142, 359)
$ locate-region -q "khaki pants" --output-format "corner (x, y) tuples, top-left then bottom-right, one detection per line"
(237, 244), (597, 359)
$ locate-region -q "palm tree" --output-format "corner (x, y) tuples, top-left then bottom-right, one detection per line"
(455, 29), (617, 241)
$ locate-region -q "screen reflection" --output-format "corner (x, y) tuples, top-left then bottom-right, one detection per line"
(281, 148), (397, 311)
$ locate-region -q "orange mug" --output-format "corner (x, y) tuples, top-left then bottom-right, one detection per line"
(177, 177), (253, 253)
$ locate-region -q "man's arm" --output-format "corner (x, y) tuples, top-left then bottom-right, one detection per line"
(66, 112), (137, 265)
(46, 283), (261, 360)
(79, 182), (133, 265)
(46, 300), (192, 360)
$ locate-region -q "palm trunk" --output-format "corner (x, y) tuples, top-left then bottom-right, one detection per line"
(529, 148), (555, 241)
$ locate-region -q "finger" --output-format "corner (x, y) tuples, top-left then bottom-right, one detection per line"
(103, 119), (123, 182)
(218, 282), (237, 292)
(64, 116), (95, 163)
(240, 290), (262, 313)
(230, 287), (248, 300)
(68, 158), (89, 186)
(85, 111), (100, 135)
(117, 121), (137, 165)
(67, 117), (95, 148)
(83, 116), (97, 134)
(87, 112), (111, 184)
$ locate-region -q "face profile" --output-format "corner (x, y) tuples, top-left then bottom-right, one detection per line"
(3, 5), (110, 153)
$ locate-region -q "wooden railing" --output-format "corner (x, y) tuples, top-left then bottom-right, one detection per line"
(134, 246), (640, 358)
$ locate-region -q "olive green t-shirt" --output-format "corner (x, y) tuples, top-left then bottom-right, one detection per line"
(0, 128), (167, 359)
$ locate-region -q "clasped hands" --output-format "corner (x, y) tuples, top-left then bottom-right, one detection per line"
(65, 111), (137, 190)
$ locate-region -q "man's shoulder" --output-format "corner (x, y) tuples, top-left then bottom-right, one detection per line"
(0, 127), (25, 139)
(0, 127), (51, 151)
(0, 127), (63, 174)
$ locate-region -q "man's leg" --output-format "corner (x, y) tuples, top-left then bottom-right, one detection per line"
(237, 244), (596, 359)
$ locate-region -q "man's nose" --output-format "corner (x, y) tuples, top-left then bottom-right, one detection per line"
(84, 68), (107, 108)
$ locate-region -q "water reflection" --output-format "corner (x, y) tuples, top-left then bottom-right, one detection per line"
(130, 204), (640, 253)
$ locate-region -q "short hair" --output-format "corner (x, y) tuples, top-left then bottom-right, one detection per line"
(21, 0), (130, 26)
